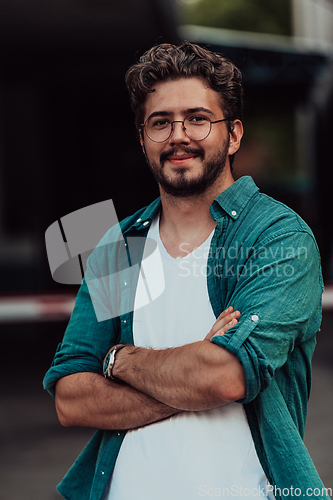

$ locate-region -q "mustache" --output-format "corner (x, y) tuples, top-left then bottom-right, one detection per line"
(160, 146), (205, 165)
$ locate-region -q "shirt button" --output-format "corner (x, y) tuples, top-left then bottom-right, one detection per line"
(143, 221), (149, 226)
(136, 218), (142, 222)
(251, 315), (259, 322)
(122, 319), (127, 324)
(124, 281), (127, 285)
(101, 471), (105, 475)
(231, 210), (237, 216)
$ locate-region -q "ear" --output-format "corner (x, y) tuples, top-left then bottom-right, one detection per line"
(228, 120), (243, 156)
(139, 128), (149, 162)
(139, 127), (144, 149)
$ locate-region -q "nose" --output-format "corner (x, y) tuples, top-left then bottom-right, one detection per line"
(169, 121), (190, 144)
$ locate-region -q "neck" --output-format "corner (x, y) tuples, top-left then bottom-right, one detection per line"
(158, 168), (234, 258)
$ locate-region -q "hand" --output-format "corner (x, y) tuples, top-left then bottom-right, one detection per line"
(204, 306), (240, 342)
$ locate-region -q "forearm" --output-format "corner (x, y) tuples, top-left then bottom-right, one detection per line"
(113, 340), (245, 411)
(55, 372), (182, 430)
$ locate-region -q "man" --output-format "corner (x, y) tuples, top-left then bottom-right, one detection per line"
(44, 42), (328, 500)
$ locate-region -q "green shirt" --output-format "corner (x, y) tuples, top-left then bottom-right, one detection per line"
(43, 176), (328, 500)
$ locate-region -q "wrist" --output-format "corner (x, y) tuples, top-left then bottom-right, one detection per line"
(103, 344), (127, 380)
(112, 344), (138, 379)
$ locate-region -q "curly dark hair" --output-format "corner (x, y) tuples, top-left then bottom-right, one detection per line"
(125, 41), (243, 167)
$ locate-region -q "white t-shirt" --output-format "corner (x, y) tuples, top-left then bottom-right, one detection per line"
(106, 214), (271, 500)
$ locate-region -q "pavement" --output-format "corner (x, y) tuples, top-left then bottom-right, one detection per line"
(0, 312), (332, 500)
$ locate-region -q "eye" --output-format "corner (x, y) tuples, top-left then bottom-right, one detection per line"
(187, 115), (209, 125)
(150, 118), (170, 129)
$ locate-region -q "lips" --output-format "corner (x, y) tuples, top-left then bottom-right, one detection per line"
(167, 154), (198, 167)
(160, 147), (204, 166)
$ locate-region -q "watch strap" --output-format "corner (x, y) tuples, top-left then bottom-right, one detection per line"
(103, 344), (126, 380)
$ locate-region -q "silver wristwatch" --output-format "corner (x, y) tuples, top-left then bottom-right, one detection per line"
(103, 345), (126, 380)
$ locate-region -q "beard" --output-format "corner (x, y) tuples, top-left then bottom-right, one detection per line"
(145, 140), (230, 198)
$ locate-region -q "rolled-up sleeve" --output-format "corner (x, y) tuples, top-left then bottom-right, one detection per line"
(211, 230), (323, 404)
(43, 278), (120, 397)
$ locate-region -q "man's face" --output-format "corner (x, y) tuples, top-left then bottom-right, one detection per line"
(140, 77), (241, 198)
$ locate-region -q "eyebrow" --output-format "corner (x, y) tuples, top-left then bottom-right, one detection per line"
(146, 107), (215, 121)
(186, 107), (214, 116)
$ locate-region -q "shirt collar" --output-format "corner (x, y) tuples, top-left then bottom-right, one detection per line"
(209, 176), (259, 221)
(124, 176), (259, 233)
(125, 197), (162, 233)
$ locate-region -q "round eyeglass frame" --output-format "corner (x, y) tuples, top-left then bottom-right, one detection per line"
(141, 117), (228, 143)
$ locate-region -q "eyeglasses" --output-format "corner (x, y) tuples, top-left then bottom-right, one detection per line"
(141, 115), (228, 143)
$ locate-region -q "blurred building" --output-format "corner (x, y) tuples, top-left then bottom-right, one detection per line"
(292, 0), (333, 52)
(292, 0), (333, 279)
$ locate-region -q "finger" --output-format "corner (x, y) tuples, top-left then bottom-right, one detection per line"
(213, 317), (239, 337)
(211, 310), (241, 335)
(216, 306), (233, 321)
(206, 311), (240, 340)
(210, 307), (234, 332)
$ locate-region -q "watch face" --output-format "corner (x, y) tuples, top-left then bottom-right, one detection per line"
(103, 352), (111, 375)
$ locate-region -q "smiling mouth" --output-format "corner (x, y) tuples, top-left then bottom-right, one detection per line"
(166, 154), (198, 166)
(160, 147), (204, 166)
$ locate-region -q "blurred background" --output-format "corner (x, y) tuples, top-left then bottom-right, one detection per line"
(0, 0), (332, 498)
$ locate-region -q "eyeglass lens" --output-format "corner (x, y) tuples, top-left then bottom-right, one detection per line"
(145, 116), (212, 143)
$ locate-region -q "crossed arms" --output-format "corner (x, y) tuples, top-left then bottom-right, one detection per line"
(55, 307), (245, 431)
(54, 231), (322, 432)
